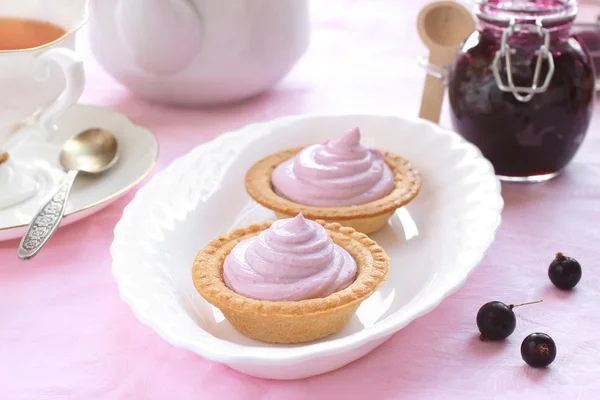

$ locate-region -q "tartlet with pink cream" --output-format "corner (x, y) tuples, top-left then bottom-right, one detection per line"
(192, 214), (389, 344)
(244, 127), (422, 234)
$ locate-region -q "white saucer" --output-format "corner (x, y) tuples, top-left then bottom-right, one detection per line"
(0, 103), (158, 242)
(111, 114), (502, 380)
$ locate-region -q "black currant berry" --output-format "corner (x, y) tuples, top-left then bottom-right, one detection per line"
(476, 300), (542, 341)
(548, 252), (581, 290)
(521, 333), (557, 368)
(477, 301), (516, 340)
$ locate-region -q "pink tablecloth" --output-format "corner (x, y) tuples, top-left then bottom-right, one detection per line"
(2, 1), (600, 399)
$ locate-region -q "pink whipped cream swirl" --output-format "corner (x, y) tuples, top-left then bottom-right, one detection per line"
(272, 127), (395, 207)
(223, 214), (357, 301)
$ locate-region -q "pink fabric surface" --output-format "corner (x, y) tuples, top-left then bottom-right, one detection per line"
(1, 1), (600, 399)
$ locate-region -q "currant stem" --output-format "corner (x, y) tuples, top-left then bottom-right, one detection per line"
(509, 300), (543, 309)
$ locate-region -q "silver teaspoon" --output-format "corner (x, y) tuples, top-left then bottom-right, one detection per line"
(18, 128), (119, 260)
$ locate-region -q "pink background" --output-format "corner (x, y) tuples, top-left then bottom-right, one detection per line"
(1, 1), (600, 399)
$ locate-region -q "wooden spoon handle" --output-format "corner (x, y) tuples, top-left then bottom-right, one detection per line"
(418, 51), (453, 124)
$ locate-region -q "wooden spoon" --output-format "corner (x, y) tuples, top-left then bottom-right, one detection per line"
(417, 0), (475, 123)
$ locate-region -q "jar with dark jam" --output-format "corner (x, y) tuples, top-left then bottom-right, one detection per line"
(574, 22), (600, 91)
(447, 0), (596, 182)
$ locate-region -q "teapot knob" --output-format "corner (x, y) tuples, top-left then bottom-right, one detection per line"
(116, 0), (203, 75)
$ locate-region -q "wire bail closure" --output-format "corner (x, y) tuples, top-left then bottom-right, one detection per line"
(492, 19), (555, 102)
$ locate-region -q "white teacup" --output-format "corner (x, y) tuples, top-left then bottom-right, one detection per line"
(0, 0), (88, 210)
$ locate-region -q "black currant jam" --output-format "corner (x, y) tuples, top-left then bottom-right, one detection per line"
(574, 26), (600, 89)
(447, 0), (596, 181)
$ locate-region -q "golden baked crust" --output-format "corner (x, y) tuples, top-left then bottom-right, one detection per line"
(244, 147), (422, 221)
(192, 220), (390, 343)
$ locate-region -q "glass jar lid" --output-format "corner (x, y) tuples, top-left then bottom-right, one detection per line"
(474, 0), (577, 27)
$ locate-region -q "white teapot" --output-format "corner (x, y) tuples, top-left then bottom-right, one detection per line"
(88, 0), (310, 106)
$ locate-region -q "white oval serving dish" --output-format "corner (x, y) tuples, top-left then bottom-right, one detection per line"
(111, 114), (503, 380)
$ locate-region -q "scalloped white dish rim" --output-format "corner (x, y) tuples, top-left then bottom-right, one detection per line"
(111, 113), (504, 365)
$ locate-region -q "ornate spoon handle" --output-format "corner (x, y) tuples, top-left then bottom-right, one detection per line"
(18, 170), (79, 260)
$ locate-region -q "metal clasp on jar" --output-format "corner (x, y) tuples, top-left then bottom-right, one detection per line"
(492, 19), (555, 102)
(418, 57), (451, 85)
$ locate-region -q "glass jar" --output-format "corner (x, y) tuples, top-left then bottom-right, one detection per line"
(573, 0), (600, 89)
(446, 0), (596, 182)
(575, 24), (600, 91)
